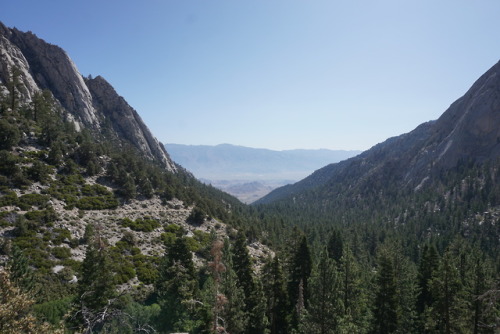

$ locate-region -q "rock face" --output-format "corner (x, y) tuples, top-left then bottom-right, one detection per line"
(86, 76), (176, 171)
(258, 60), (500, 204)
(0, 22), (176, 171)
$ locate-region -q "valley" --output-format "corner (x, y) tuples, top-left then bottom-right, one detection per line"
(166, 143), (360, 203)
(0, 21), (499, 334)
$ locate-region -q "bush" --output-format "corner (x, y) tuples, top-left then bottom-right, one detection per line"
(121, 217), (160, 232)
(33, 296), (73, 325)
(0, 118), (20, 150)
(51, 246), (71, 260)
(0, 190), (18, 207)
(26, 161), (53, 184)
(18, 193), (49, 209)
(188, 207), (206, 224)
(76, 195), (118, 210)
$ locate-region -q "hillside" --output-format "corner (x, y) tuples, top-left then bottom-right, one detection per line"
(0, 22), (276, 332)
(257, 60), (500, 206)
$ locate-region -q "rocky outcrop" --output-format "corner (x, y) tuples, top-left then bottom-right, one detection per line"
(0, 22), (98, 128)
(0, 29), (39, 102)
(86, 76), (176, 171)
(0, 22), (176, 171)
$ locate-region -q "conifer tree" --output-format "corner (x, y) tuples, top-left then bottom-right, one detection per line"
(262, 255), (289, 334)
(219, 238), (248, 333)
(287, 234), (312, 327)
(156, 237), (198, 332)
(372, 248), (399, 334)
(7, 245), (35, 293)
(426, 248), (468, 334)
(327, 229), (344, 263)
(0, 269), (63, 334)
(304, 247), (342, 334)
(417, 243), (440, 315)
(232, 231), (267, 333)
(338, 245), (370, 332)
(75, 224), (117, 332)
(208, 239), (227, 332)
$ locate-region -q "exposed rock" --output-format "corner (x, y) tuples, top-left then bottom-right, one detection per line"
(0, 22), (98, 127)
(0, 21), (176, 171)
(86, 76), (176, 171)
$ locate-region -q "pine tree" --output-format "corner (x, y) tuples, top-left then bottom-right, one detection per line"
(372, 248), (399, 334)
(208, 239), (227, 332)
(426, 248), (468, 334)
(287, 234), (312, 329)
(327, 229), (344, 263)
(304, 247), (342, 334)
(262, 255), (289, 334)
(337, 245), (370, 332)
(75, 224), (117, 332)
(221, 238), (248, 334)
(232, 231), (267, 333)
(156, 237), (198, 332)
(417, 243), (440, 315)
(0, 269), (63, 334)
(7, 245), (35, 293)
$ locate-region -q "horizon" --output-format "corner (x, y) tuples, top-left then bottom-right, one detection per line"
(3, 1), (500, 151)
(165, 142), (363, 153)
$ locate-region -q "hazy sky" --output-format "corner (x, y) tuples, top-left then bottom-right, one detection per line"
(3, 1), (500, 151)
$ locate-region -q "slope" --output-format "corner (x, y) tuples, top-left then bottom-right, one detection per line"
(257, 60), (500, 206)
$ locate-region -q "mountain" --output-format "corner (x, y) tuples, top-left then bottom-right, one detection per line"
(166, 143), (360, 181)
(0, 21), (263, 289)
(0, 22), (176, 171)
(166, 143), (360, 202)
(257, 60), (500, 205)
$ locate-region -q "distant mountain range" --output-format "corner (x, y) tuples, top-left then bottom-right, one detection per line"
(166, 143), (361, 202)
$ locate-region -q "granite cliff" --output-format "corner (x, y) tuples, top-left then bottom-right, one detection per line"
(0, 22), (175, 171)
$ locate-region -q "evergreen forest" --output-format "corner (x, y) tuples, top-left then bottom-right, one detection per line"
(0, 63), (499, 334)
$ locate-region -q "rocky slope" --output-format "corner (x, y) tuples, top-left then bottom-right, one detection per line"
(0, 22), (273, 291)
(257, 60), (500, 204)
(0, 22), (175, 171)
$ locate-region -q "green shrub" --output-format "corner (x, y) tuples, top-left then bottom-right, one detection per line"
(24, 208), (57, 224)
(33, 296), (73, 325)
(121, 217), (160, 232)
(184, 236), (201, 252)
(0, 119), (20, 150)
(18, 193), (49, 208)
(114, 263), (135, 285)
(52, 228), (72, 245)
(51, 246), (71, 260)
(76, 195), (118, 210)
(135, 263), (158, 285)
(0, 190), (18, 207)
(81, 184), (111, 196)
(26, 161), (53, 184)
(187, 207), (206, 224)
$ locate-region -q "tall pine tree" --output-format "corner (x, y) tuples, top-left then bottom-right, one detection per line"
(304, 247), (342, 334)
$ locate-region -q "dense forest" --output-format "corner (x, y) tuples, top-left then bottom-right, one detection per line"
(1, 62), (499, 334)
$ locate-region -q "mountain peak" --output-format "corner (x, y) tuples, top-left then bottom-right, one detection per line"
(257, 59), (500, 204)
(0, 22), (176, 171)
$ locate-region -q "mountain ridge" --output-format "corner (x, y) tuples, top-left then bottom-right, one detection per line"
(257, 60), (500, 205)
(166, 143), (361, 181)
(0, 22), (176, 171)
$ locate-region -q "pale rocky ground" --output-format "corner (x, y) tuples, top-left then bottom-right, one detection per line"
(0, 174), (274, 282)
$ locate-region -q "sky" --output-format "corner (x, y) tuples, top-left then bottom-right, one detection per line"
(2, 1), (500, 151)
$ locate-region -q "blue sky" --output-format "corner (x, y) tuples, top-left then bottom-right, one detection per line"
(3, 1), (500, 151)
